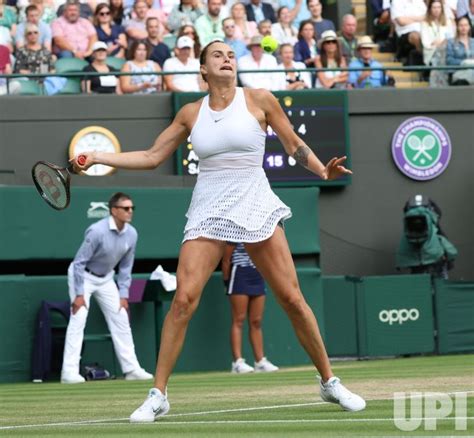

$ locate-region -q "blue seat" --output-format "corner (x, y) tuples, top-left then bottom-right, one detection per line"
(55, 58), (89, 74)
(106, 56), (126, 70)
(18, 80), (43, 95)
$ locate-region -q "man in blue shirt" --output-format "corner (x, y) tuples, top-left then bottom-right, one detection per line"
(349, 36), (386, 88)
(223, 17), (249, 59)
(61, 192), (153, 384)
(307, 0), (335, 40)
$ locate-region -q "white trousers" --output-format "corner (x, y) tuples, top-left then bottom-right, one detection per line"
(61, 264), (141, 376)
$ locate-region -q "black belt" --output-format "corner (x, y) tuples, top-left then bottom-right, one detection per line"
(85, 268), (106, 278)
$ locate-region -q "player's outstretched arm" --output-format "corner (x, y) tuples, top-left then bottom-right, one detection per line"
(72, 104), (194, 172)
(259, 90), (352, 181)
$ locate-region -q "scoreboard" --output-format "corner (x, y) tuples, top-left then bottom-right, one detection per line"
(174, 90), (351, 187)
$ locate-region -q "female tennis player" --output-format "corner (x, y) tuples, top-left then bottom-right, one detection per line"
(73, 40), (366, 422)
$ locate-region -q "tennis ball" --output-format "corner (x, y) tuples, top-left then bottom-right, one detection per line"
(261, 35), (278, 54)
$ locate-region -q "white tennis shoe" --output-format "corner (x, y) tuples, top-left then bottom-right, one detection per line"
(129, 388), (170, 423)
(254, 357), (279, 372)
(231, 358), (254, 373)
(125, 368), (153, 381)
(319, 376), (366, 412)
(60, 373), (85, 384)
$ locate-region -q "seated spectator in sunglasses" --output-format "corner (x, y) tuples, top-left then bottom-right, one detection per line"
(223, 17), (249, 59)
(15, 5), (52, 52)
(145, 17), (170, 67)
(120, 39), (162, 93)
(14, 23), (54, 75)
(348, 36), (387, 88)
(83, 41), (122, 93)
(51, 0), (97, 59)
(315, 30), (349, 89)
(94, 3), (127, 58)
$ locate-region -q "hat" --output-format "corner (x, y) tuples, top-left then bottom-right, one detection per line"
(357, 35), (377, 49)
(247, 35), (263, 49)
(317, 30), (338, 49)
(176, 36), (194, 49)
(92, 41), (108, 52)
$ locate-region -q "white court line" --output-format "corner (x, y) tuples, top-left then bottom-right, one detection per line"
(1, 391), (473, 431)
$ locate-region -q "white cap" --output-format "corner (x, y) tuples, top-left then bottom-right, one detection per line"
(176, 36), (194, 49)
(92, 41), (108, 52)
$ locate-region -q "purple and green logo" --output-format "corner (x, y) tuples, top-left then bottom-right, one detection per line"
(392, 117), (452, 181)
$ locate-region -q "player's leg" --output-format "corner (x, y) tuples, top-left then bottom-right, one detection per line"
(61, 264), (92, 383)
(245, 227), (366, 411)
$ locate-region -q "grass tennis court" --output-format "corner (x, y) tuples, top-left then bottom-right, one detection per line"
(1, 354), (472, 437)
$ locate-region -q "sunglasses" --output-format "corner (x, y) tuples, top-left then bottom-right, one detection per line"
(99, 11), (110, 15)
(114, 206), (135, 211)
(324, 40), (337, 44)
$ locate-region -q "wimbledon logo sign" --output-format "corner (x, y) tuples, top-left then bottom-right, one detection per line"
(391, 117), (452, 181)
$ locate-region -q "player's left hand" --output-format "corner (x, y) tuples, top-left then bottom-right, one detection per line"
(323, 156), (353, 180)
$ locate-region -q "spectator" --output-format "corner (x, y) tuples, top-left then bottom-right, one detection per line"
(94, 3), (127, 58)
(167, 0), (204, 34)
(56, 1), (93, 20)
(231, 2), (258, 45)
(371, 0), (392, 42)
(307, 0), (335, 40)
(245, 0), (276, 24)
(315, 29), (349, 88)
(223, 17), (249, 58)
(271, 6), (298, 45)
(83, 40), (121, 93)
(0, 0), (17, 37)
(457, 0), (474, 36)
(238, 34), (280, 90)
(338, 14), (357, 64)
(14, 23), (54, 75)
(457, 0), (469, 17)
(348, 35), (386, 88)
(163, 35), (202, 91)
(142, 0), (168, 31)
(124, 0), (149, 41)
(20, 0), (56, 25)
(390, 0), (427, 64)
(0, 24), (13, 51)
(110, 0), (125, 25)
(176, 24), (201, 58)
(0, 44), (20, 94)
(279, 0), (310, 29)
(194, 0), (225, 46)
(120, 39), (162, 93)
(145, 17), (170, 67)
(421, 0), (453, 66)
(294, 19), (317, 67)
(276, 42), (311, 89)
(257, 18), (272, 36)
(16, 5), (52, 52)
(52, 0), (97, 58)
(446, 15), (474, 83)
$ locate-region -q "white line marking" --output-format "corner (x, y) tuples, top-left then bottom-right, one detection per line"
(1, 391), (473, 430)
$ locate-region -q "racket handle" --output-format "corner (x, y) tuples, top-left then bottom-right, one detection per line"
(77, 155), (87, 166)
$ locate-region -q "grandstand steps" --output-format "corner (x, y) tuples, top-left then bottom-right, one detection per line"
(351, 0), (367, 34)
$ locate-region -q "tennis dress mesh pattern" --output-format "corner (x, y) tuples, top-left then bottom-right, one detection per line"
(183, 87), (292, 243)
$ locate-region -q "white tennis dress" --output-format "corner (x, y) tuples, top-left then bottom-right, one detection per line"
(183, 87), (292, 243)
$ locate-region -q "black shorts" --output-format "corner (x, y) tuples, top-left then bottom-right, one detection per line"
(227, 265), (266, 296)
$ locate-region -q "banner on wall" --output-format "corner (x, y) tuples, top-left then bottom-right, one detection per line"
(391, 116), (452, 181)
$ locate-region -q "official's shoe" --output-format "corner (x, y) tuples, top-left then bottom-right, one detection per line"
(254, 357), (279, 372)
(130, 388), (170, 423)
(61, 373), (85, 384)
(125, 368), (154, 381)
(319, 376), (366, 412)
(231, 358), (254, 374)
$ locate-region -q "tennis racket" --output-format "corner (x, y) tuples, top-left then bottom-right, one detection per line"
(31, 155), (86, 210)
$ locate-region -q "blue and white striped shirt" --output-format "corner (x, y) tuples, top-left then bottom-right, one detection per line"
(231, 243), (256, 268)
(72, 216), (137, 298)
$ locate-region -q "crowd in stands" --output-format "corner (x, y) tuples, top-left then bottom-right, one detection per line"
(0, 0), (473, 94)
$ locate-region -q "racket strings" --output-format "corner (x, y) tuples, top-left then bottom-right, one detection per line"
(32, 163), (69, 210)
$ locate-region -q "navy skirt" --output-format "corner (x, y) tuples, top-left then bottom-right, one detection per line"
(227, 265), (266, 296)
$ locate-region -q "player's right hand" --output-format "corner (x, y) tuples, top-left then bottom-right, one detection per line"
(72, 295), (86, 314)
(70, 153), (94, 172)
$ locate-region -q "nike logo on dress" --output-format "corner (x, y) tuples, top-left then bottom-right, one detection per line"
(214, 118), (224, 123)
